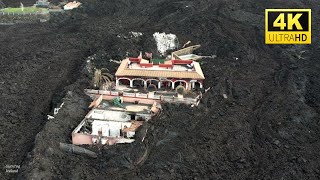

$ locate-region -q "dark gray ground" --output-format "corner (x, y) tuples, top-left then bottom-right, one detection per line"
(0, 0), (320, 179)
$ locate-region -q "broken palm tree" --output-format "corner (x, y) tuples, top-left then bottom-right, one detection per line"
(93, 68), (113, 89)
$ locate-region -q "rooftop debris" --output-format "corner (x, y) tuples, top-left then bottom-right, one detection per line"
(47, 115), (54, 120)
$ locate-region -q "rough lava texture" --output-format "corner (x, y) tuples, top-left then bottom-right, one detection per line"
(0, 0), (320, 179)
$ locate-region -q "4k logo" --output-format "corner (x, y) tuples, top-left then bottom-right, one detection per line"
(265, 9), (311, 44)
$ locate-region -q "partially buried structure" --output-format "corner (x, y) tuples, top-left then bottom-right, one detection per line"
(72, 96), (160, 145)
(115, 57), (204, 90)
(72, 45), (205, 146)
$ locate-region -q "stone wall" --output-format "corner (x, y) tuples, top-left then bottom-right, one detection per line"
(0, 12), (50, 23)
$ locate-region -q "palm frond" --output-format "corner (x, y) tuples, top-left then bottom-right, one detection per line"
(93, 68), (113, 89)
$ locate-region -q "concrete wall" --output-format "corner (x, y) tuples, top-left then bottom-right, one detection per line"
(84, 89), (160, 102)
(90, 109), (151, 121)
(101, 95), (157, 105)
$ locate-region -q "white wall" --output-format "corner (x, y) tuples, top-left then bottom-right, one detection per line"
(90, 110), (151, 121)
(91, 120), (135, 138)
(91, 110), (104, 119)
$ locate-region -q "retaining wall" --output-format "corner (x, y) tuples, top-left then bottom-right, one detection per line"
(0, 12), (50, 23)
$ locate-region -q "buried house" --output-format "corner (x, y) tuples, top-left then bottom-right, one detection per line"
(72, 95), (161, 145)
(72, 46), (205, 146)
(115, 56), (205, 91)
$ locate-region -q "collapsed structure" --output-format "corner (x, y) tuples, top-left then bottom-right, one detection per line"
(72, 96), (160, 145)
(72, 45), (206, 145)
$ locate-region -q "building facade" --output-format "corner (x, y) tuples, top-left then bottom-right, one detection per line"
(115, 57), (205, 91)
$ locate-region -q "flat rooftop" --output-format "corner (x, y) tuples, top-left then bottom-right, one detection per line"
(95, 100), (151, 114)
(115, 58), (205, 79)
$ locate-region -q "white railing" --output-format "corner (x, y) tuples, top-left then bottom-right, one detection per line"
(84, 89), (160, 100)
(84, 89), (201, 106)
(99, 90), (110, 95)
(123, 92), (135, 97)
(136, 93), (148, 98)
(110, 91), (119, 96)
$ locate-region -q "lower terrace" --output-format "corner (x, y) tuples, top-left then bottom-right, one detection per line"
(72, 97), (161, 145)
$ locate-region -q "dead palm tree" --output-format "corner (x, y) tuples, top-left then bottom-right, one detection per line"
(93, 68), (113, 89)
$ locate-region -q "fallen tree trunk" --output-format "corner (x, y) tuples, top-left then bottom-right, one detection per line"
(59, 142), (97, 158)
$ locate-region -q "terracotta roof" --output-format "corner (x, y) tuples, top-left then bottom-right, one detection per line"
(115, 59), (205, 79)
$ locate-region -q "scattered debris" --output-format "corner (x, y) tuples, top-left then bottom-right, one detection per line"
(130, 32), (143, 38)
(54, 102), (64, 115)
(200, 55), (217, 59)
(223, 94), (228, 99)
(47, 115), (54, 120)
(297, 50), (306, 60)
(182, 41), (191, 48)
(205, 87), (211, 93)
(109, 59), (121, 64)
